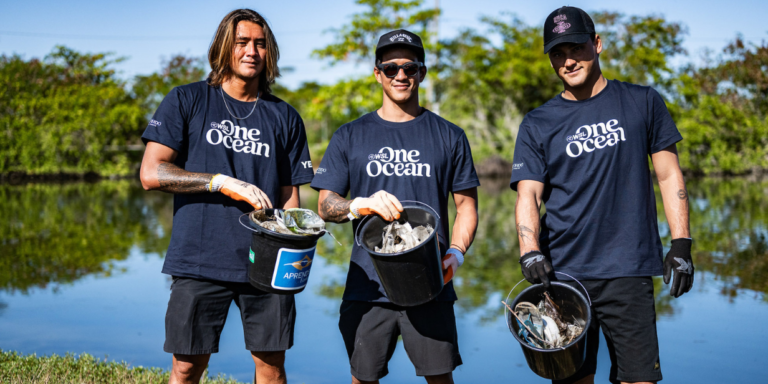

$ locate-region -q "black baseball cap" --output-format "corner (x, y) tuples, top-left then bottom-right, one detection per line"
(543, 6), (595, 54)
(375, 29), (426, 64)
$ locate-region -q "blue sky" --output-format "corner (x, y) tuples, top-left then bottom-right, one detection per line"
(1, 0), (766, 89)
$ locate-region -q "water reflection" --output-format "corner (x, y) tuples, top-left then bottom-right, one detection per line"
(0, 181), (172, 294)
(1, 177), (766, 309)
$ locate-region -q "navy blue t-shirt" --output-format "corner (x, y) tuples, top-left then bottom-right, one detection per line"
(509, 80), (682, 280)
(311, 110), (480, 302)
(142, 81), (314, 283)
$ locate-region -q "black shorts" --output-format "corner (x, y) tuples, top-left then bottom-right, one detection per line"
(555, 277), (662, 384)
(338, 300), (462, 381)
(164, 276), (295, 355)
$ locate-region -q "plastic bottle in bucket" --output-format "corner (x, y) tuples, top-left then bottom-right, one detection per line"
(505, 280), (592, 380)
(356, 202), (446, 307)
(238, 209), (326, 294)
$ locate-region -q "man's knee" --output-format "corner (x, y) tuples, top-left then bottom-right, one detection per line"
(252, 350), (286, 367)
(171, 354), (209, 382)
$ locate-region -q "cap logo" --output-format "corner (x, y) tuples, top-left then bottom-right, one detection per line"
(389, 33), (413, 43)
(552, 14), (571, 34)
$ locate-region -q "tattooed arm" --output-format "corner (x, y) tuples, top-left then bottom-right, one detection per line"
(318, 190), (353, 223)
(140, 142), (213, 193)
(515, 180), (545, 256)
(651, 144), (690, 239)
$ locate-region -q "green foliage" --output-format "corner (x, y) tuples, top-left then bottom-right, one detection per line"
(132, 55), (207, 115)
(0, 350), (244, 384)
(0, 46), (144, 176)
(311, 0), (439, 64)
(670, 37), (768, 174)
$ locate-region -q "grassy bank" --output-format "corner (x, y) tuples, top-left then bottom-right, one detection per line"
(0, 350), (245, 384)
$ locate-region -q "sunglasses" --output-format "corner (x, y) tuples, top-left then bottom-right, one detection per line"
(375, 62), (423, 78)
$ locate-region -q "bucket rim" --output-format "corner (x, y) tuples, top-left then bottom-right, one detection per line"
(238, 213), (325, 241)
(356, 204), (440, 257)
(505, 282), (592, 353)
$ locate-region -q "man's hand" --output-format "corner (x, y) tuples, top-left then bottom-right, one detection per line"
(219, 176), (272, 210)
(350, 190), (403, 221)
(520, 250), (553, 288)
(664, 238), (694, 298)
(442, 248), (464, 284)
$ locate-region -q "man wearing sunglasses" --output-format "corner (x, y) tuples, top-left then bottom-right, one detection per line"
(510, 6), (692, 384)
(311, 29), (480, 384)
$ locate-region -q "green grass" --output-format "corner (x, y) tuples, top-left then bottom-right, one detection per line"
(0, 350), (246, 384)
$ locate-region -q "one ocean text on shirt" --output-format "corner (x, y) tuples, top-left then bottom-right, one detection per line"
(565, 119), (626, 158)
(206, 120), (270, 157)
(366, 147), (431, 177)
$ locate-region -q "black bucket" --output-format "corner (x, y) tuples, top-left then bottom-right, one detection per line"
(505, 276), (592, 380)
(238, 210), (324, 295)
(356, 201), (443, 307)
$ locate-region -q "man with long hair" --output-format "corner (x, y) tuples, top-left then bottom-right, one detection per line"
(139, 9), (313, 384)
(510, 6), (692, 384)
(312, 30), (479, 384)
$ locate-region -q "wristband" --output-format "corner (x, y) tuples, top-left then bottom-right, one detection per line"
(347, 211), (359, 221)
(446, 248), (465, 267)
(209, 174), (229, 192)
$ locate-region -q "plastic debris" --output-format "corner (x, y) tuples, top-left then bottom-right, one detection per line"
(249, 209), (325, 236)
(502, 293), (584, 349)
(374, 222), (434, 253)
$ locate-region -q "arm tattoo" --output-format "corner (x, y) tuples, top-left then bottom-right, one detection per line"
(157, 162), (214, 194)
(677, 188), (688, 200)
(320, 191), (352, 223)
(516, 223), (535, 245)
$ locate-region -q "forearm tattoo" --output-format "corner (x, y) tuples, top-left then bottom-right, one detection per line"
(677, 188), (688, 200)
(516, 223), (536, 245)
(157, 162), (214, 194)
(320, 191), (352, 223)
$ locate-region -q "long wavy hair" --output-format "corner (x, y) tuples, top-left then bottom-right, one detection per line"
(207, 9), (280, 93)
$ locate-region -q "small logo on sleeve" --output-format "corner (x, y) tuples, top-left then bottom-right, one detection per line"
(301, 160), (312, 169)
(149, 119), (162, 127)
(513, 163), (524, 170)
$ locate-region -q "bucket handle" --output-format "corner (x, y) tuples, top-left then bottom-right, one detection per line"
(503, 271), (592, 315)
(353, 199), (440, 247)
(239, 213), (261, 234)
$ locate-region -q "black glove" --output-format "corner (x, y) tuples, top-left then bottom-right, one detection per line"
(520, 251), (553, 288)
(663, 238), (694, 298)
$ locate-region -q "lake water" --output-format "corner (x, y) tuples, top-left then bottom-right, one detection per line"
(1, 179), (767, 383)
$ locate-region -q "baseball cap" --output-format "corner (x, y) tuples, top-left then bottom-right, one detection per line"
(543, 6), (595, 54)
(375, 29), (426, 64)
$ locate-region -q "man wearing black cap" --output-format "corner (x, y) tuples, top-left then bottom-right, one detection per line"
(510, 6), (693, 384)
(311, 29), (480, 384)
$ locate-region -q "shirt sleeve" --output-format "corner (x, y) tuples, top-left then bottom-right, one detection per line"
(451, 132), (481, 191)
(141, 87), (186, 151)
(278, 112), (314, 186)
(509, 122), (548, 191)
(309, 128), (350, 196)
(647, 88), (683, 154)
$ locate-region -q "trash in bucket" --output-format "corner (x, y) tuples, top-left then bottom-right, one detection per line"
(357, 201), (444, 307)
(249, 208), (326, 236)
(502, 291), (584, 349)
(503, 278), (592, 380)
(239, 209), (331, 295)
(374, 221), (434, 253)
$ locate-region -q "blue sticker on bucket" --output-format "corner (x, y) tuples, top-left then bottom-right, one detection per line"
(271, 246), (317, 290)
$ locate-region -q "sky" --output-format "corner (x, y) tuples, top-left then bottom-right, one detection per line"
(1, 0), (766, 89)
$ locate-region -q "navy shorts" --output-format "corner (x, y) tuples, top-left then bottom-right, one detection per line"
(555, 277), (662, 384)
(339, 300), (462, 381)
(164, 276), (295, 355)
